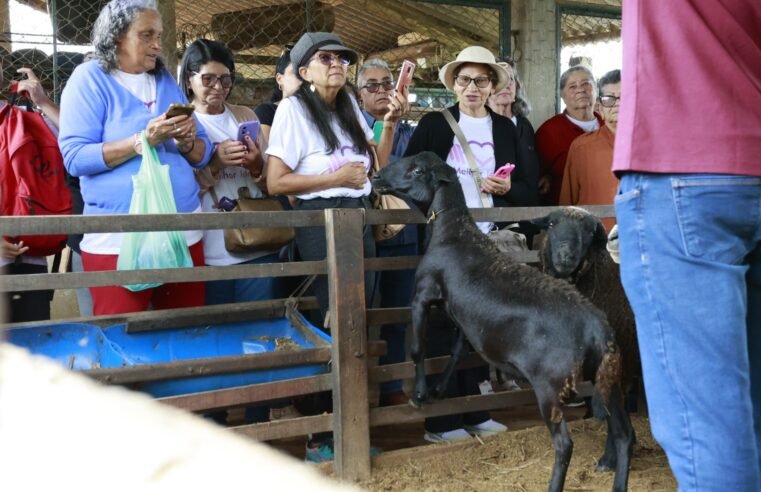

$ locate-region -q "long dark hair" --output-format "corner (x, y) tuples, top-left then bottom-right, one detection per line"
(294, 82), (371, 157)
(179, 38), (235, 101)
(270, 46), (292, 103)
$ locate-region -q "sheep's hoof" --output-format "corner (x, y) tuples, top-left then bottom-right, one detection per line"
(409, 392), (428, 408)
(409, 397), (427, 409)
(595, 459), (615, 473)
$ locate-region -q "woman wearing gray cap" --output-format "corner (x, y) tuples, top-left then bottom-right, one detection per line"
(265, 32), (404, 462)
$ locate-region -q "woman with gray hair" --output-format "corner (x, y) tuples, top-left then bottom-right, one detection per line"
(535, 64), (602, 205)
(488, 58), (540, 215)
(58, 0), (214, 315)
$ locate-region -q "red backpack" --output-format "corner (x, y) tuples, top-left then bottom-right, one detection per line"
(0, 98), (72, 256)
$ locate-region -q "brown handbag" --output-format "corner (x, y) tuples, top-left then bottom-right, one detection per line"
(370, 148), (409, 241)
(210, 186), (295, 253)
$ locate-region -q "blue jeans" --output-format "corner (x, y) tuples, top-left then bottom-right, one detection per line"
(205, 253), (280, 305)
(616, 173), (761, 491)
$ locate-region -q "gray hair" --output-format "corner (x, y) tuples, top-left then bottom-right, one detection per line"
(91, 0), (164, 73)
(510, 64), (532, 118)
(559, 64), (595, 92)
(357, 58), (391, 86)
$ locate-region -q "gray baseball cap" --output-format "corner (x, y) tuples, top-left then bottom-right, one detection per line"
(290, 32), (358, 69)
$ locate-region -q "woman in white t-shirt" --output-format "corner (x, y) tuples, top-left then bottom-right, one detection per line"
(179, 39), (279, 305)
(266, 32), (404, 320)
(404, 46), (532, 445)
(265, 32), (405, 463)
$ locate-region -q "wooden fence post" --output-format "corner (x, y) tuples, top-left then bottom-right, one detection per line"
(325, 208), (371, 481)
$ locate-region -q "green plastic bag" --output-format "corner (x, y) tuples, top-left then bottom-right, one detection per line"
(116, 131), (193, 291)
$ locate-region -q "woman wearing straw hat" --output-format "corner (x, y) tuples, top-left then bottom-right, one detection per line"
(405, 46), (536, 443)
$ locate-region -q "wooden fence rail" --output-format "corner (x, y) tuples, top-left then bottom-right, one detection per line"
(0, 204), (616, 481)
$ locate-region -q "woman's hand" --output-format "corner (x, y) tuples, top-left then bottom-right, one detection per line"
(538, 175), (551, 195)
(1, 240), (29, 259)
(144, 113), (194, 148)
(213, 139), (249, 167)
(482, 175), (511, 196)
(16, 68), (60, 127)
(333, 162), (368, 189)
(16, 68), (51, 107)
(241, 136), (264, 178)
(384, 85), (410, 124)
(172, 114), (197, 153)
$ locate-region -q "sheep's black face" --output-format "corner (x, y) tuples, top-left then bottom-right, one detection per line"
(530, 208), (607, 278)
(371, 152), (454, 207)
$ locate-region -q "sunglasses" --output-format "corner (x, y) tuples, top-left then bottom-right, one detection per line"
(311, 52), (350, 67)
(454, 75), (493, 89)
(361, 80), (395, 93)
(194, 72), (234, 88)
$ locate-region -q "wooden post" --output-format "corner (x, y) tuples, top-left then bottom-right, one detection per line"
(157, 0), (178, 78)
(0, 0), (10, 53)
(325, 208), (371, 481)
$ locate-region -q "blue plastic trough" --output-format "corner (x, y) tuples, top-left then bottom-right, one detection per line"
(5, 312), (331, 398)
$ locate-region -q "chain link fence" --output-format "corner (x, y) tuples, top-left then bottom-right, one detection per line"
(1, 0), (508, 123)
(559, 9), (621, 81)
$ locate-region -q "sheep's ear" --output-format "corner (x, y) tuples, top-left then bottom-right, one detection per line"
(432, 165), (456, 184)
(523, 216), (551, 231)
(593, 219), (608, 246)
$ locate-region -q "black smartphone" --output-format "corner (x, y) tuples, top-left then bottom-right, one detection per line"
(166, 103), (195, 118)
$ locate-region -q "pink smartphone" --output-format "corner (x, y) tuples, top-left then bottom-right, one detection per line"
(493, 163), (516, 178)
(395, 60), (416, 93)
(237, 120), (260, 144)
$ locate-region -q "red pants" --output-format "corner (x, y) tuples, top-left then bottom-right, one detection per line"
(81, 240), (205, 316)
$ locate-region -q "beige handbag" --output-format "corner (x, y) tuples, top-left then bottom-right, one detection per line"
(210, 186), (295, 253)
(369, 147), (409, 241)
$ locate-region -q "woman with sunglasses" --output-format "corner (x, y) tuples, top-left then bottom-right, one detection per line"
(59, 0), (213, 316)
(404, 46), (536, 444)
(265, 31), (403, 463)
(179, 39), (280, 309)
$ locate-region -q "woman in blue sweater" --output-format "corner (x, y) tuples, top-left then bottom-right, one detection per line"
(59, 0), (213, 315)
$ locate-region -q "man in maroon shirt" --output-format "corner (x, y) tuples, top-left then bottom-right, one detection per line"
(614, 1), (761, 490)
(535, 64), (603, 205)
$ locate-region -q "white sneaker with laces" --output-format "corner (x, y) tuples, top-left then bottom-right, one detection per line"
(423, 428), (473, 443)
(464, 419), (508, 437)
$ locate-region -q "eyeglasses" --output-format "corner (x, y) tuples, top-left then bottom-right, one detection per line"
(599, 95), (621, 107)
(454, 75), (493, 88)
(194, 72), (234, 88)
(361, 80), (395, 93)
(310, 52), (350, 67)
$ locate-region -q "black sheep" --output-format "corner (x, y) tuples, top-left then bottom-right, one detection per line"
(528, 208), (641, 411)
(372, 152), (633, 492)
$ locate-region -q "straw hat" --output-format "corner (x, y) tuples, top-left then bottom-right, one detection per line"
(439, 46), (509, 92)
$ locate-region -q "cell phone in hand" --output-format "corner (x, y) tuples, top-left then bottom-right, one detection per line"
(166, 103), (195, 118)
(237, 120), (260, 144)
(493, 163), (516, 178)
(395, 60), (416, 93)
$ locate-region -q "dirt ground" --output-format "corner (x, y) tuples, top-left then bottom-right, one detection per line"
(361, 416), (675, 492)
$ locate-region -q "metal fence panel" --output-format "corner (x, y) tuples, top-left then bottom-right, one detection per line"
(2, 0), (508, 121)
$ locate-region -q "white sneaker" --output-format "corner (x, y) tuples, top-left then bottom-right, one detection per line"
(464, 419), (508, 437)
(423, 428), (473, 443)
